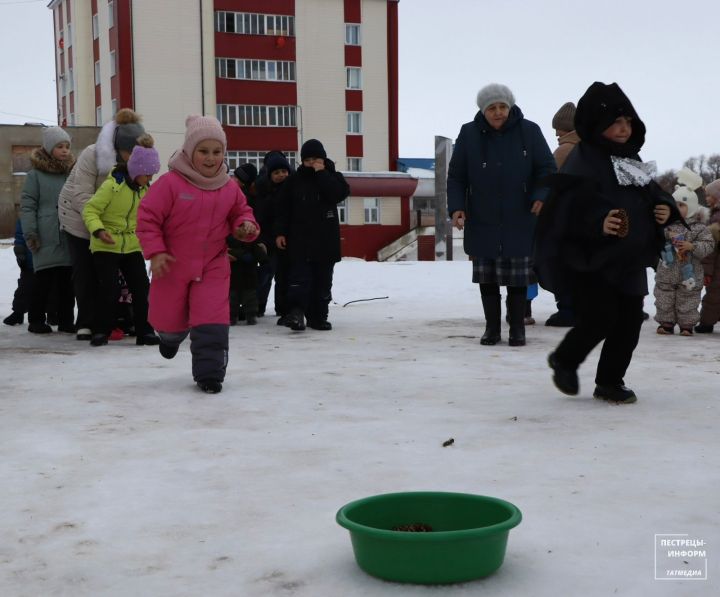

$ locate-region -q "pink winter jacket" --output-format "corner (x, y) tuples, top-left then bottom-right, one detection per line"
(137, 170), (258, 284)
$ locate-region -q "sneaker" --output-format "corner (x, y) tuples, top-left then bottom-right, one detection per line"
(136, 333), (160, 346)
(197, 380), (222, 394)
(679, 327), (693, 337)
(287, 310), (306, 331)
(656, 323), (674, 335)
(593, 384), (637, 404)
(548, 352), (579, 395)
(3, 311), (24, 326)
(90, 333), (108, 346)
(28, 322), (52, 334)
(159, 341), (179, 359)
(76, 328), (92, 341)
(524, 316), (536, 325)
(694, 323), (714, 334)
(308, 320), (332, 331)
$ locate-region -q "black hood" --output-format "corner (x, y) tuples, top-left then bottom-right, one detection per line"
(575, 82), (645, 157)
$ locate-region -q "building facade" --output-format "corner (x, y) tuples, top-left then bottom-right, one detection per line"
(47, 0), (406, 259)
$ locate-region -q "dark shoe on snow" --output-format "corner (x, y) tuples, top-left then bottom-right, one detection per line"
(3, 311), (24, 326)
(593, 384), (637, 404)
(137, 333), (160, 346)
(277, 316), (291, 327)
(197, 380), (222, 394)
(545, 312), (575, 327)
(159, 341), (179, 359)
(57, 324), (76, 334)
(694, 323), (714, 333)
(480, 330), (501, 345)
(76, 328), (92, 341)
(287, 310), (306, 331)
(308, 320), (332, 331)
(246, 315), (257, 325)
(90, 333), (108, 346)
(548, 352), (579, 395)
(656, 323), (675, 335)
(508, 331), (526, 346)
(28, 322), (53, 334)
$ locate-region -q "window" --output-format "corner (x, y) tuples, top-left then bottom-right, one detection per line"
(347, 157), (362, 171)
(346, 67), (362, 89)
(347, 112), (362, 134)
(109, 51), (116, 77)
(96, 106), (102, 126)
(69, 112), (76, 126)
(94, 61), (100, 85)
(111, 99), (118, 117)
(108, 1), (114, 28)
(217, 104), (296, 128)
(215, 11), (294, 36)
(364, 198), (380, 224)
(345, 24), (361, 45)
(67, 68), (74, 92)
(92, 14), (99, 39)
(226, 150), (297, 172)
(216, 59), (295, 82)
(66, 23), (73, 47)
(338, 200), (348, 224)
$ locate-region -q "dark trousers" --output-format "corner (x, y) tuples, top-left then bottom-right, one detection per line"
(553, 273), (644, 386)
(93, 251), (152, 337)
(11, 265), (35, 314)
(229, 260), (259, 320)
(66, 232), (98, 330)
(273, 252), (290, 317)
(29, 266), (74, 327)
(257, 253), (277, 315)
(287, 260), (335, 323)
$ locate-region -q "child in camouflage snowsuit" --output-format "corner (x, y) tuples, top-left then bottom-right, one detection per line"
(654, 186), (715, 335)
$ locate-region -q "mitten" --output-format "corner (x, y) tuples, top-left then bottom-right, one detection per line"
(25, 234), (40, 252)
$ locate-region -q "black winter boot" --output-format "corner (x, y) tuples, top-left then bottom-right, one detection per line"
(507, 293), (526, 346)
(480, 294), (501, 345)
(4, 311), (24, 326)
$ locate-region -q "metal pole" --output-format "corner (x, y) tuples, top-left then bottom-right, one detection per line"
(434, 136), (453, 260)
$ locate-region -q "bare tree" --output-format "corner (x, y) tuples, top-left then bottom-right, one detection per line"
(706, 154), (720, 181)
(655, 170), (677, 194)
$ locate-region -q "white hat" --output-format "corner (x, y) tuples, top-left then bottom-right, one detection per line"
(673, 186), (699, 218)
(676, 167), (703, 191)
(476, 83), (515, 113)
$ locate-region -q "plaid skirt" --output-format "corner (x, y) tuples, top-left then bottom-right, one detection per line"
(472, 256), (536, 287)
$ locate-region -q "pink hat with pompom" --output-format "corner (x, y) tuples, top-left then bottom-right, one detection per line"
(182, 115), (226, 156)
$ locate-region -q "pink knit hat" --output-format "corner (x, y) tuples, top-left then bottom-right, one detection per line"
(127, 145), (161, 181)
(182, 115), (227, 155)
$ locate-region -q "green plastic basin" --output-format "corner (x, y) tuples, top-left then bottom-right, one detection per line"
(336, 491), (522, 584)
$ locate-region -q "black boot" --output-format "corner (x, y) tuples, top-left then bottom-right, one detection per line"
(480, 294), (501, 345)
(507, 292), (526, 346)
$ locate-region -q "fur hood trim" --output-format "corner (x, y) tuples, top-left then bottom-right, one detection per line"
(95, 119), (118, 177)
(30, 147), (75, 174)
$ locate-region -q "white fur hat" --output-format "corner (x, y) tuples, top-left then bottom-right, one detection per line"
(476, 83), (515, 113)
(676, 167), (703, 191)
(673, 186), (699, 219)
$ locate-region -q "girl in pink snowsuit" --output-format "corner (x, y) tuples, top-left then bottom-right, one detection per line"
(137, 116), (259, 394)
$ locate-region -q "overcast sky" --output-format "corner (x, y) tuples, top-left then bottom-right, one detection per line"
(1, 0), (718, 173)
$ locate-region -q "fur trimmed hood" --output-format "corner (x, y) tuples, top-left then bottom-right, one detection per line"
(95, 119), (119, 177)
(30, 147), (75, 174)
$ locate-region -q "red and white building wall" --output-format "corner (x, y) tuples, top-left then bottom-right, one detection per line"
(48, 0), (408, 260)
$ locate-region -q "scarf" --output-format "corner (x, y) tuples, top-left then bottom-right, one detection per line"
(168, 150), (230, 191)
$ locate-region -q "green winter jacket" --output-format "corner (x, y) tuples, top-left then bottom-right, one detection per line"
(83, 171), (147, 254)
(20, 148), (75, 272)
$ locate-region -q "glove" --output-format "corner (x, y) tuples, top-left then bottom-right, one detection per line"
(25, 234), (40, 252)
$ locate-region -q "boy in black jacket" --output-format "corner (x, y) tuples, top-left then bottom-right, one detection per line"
(275, 139), (350, 331)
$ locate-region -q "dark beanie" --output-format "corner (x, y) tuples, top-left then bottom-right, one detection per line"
(574, 82), (646, 155)
(300, 138), (327, 160)
(234, 163), (258, 184)
(552, 102), (576, 132)
(114, 122), (146, 153)
(265, 153), (291, 174)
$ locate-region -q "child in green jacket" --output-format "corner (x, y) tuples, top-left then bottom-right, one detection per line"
(82, 135), (161, 347)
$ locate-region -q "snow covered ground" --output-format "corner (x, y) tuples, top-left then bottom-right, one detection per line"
(0, 244), (718, 596)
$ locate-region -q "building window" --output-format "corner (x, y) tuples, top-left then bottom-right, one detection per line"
(108, 1), (114, 28)
(216, 58), (295, 82)
(347, 112), (362, 134)
(96, 106), (102, 126)
(109, 51), (116, 77)
(217, 104), (296, 128)
(111, 99), (117, 117)
(338, 200), (348, 224)
(364, 198), (380, 224)
(92, 13), (99, 39)
(215, 11), (294, 36)
(346, 67), (362, 89)
(60, 72), (67, 96)
(66, 22), (73, 47)
(69, 113), (76, 126)
(67, 68), (74, 92)
(347, 157), (362, 171)
(226, 150), (297, 172)
(345, 24), (361, 45)
(94, 61), (100, 86)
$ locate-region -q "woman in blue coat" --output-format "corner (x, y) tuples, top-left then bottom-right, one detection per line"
(447, 83), (556, 346)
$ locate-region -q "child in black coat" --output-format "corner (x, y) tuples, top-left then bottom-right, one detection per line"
(275, 139), (350, 331)
(537, 82), (679, 404)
